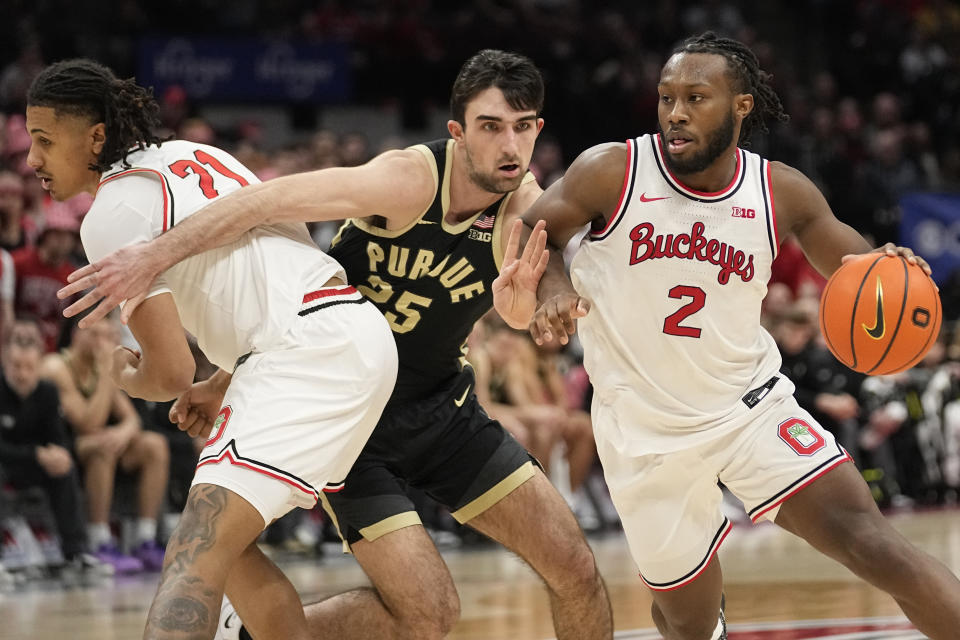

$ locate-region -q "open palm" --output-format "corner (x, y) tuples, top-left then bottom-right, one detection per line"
(493, 219), (550, 329)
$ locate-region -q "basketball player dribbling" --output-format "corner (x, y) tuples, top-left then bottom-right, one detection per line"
(504, 32), (960, 640)
(57, 51), (612, 639)
(26, 59), (398, 640)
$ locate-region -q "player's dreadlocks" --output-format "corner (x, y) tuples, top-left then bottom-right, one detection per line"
(674, 32), (789, 145)
(28, 59), (166, 172)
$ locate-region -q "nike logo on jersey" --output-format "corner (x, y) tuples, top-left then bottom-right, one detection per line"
(862, 278), (885, 339)
(639, 193), (670, 203)
(454, 385), (472, 407)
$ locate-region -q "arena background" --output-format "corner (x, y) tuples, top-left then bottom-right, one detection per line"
(0, 2), (959, 639)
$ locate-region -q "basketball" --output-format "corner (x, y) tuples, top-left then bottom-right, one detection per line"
(818, 253), (942, 375)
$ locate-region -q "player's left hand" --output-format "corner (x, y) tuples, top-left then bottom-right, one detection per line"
(110, 345), (141, 387)
(842, 243), (934, 281)
(492, 219), (550, 329)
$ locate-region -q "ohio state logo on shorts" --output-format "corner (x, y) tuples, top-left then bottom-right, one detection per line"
(777, 417), (826, 456)
(205, 405), (233, 448)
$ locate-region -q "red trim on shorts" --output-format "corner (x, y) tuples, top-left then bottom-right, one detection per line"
(196, 448), (318, 502)
(98, 168), (171, 231)
(641, 519), (732, 592)
(322, 482), (345, 493)
(749, 453), (853, 523)
(204, 406), (232, 448)
(590, 139), (634, 238)
(302, 286), (358, 304)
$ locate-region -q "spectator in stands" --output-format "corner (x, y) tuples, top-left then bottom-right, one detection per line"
(12, 203), (79, 352)
(482, 320), (595, 496)
(0, 247), (12, 342)
(0, 41), (42, 114)
(0, 171), (28, 252)
(40, 312), (168, 572)
(0, 317), (111, 578)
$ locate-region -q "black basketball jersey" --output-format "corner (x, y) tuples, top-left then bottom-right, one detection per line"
(329, 139), (533, 405)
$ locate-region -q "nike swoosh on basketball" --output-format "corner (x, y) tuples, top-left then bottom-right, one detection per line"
(638, 192), (670, 203)
(862, 278), (885, 339)
(454, 385), (472, 407)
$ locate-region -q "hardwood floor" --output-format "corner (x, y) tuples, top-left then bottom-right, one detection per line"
(2, 508), (957, 639)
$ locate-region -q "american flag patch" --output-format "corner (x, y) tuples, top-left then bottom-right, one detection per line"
(473, 214), (495, 229)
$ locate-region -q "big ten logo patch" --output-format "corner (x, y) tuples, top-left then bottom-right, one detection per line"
(468, 228), (492, 242)
(777, 417), (826, 456)
(205, 405), (233, 448)
(731, 206), (756, 218)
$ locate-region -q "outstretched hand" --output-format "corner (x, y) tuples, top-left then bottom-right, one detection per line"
(58, 242), (160, 327)
(492, 219), (550, 329)
(530, 293), (591, 346)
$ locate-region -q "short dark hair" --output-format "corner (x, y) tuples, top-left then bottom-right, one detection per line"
(672, 32), (789, 145)
(28, 58), (166, 172)
(450, 50), (544, 126)
(4, 316), (44, 352)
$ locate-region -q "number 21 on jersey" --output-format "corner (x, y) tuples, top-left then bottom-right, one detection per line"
(168, 149), (249, 199)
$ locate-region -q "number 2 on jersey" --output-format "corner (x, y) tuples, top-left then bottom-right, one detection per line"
(663, 285), (705, 338)
(169, 150), (249, 199)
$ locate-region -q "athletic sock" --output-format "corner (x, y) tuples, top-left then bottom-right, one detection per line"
(88, 522), (112, 548)
(135, 518), (157, 544)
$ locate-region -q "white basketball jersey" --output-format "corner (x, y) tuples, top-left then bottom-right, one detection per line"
(83, 141), (344, 370)
(570, 133), (785, 452)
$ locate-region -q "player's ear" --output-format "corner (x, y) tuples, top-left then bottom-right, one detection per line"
(447, 119), (464, 141)
(89, 122), (107, 156)
(735, 93), (754, 121)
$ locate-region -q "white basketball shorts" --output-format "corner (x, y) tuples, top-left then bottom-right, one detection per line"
(596, 378), (851, 592)
(192, 285), (398, 527)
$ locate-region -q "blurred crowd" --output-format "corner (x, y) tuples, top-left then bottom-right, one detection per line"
(1, 0), (959, 587)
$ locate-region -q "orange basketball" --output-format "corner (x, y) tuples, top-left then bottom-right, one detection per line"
(818, 253), (942, 375)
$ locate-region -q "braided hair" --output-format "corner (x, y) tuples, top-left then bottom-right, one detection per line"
(673, 32), (789, 145)
(28, 59), (166, 172)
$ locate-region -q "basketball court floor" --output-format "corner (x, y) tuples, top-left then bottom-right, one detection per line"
(3, 507), (956, 639)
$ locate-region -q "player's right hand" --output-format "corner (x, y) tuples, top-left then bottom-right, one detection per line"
(530, 293), (591, 346)
(170, 381), (227, 439)
(492, 219), (550, 329)
(57, 242), (160, 328)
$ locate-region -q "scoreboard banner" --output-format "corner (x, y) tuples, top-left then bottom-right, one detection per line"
(138, 37), (350, 102)
(900, 191), (960, 285)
